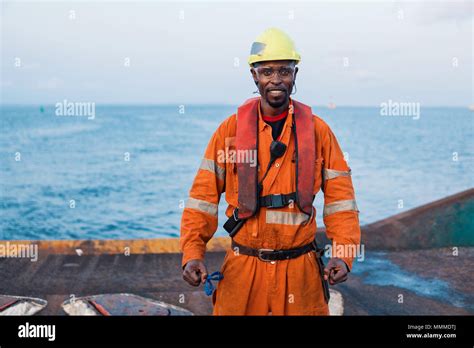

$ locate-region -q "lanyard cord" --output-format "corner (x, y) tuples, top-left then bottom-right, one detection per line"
(204, 271), (224, 296)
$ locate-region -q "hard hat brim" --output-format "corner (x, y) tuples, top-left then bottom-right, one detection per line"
(248, 57), (301, 66)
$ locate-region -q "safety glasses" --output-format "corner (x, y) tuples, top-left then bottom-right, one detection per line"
(255, 66), (295, 79)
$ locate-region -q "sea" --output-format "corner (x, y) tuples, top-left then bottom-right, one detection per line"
(1, 104), (472, 240)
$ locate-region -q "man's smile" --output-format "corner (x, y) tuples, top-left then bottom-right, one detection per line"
(267, 88), (286, 97)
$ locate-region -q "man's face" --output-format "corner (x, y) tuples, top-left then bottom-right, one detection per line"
(251, 60), (298, 108)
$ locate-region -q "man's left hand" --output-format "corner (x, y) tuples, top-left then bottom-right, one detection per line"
(324, 258), (349, 285)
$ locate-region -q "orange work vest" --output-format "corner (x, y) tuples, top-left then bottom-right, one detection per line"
(235, 97), (316, 219)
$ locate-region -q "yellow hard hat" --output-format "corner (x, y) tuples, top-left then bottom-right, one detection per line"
(248, 28), (301, 66)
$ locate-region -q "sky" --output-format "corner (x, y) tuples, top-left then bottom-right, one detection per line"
(1, 0), (472, 106)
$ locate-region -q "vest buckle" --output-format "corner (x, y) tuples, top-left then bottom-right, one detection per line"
(269, 194), (284, 208)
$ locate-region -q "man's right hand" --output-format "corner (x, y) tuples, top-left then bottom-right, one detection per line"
(182, 259), (208, 286)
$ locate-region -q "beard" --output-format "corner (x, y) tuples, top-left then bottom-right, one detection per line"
(265, 89), (288, 108)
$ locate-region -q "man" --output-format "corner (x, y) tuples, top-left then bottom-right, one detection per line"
(180, 28), (361, 315)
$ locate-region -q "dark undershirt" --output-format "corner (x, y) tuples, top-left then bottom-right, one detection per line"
(262, 110), (288, 140)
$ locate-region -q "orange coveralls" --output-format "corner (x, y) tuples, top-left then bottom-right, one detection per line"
(180, 99), (361, 315)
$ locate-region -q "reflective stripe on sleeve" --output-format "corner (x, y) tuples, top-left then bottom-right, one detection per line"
(323, 168), (351, 180)
(185, 197), (218, 217)
(199, 158), (225, 181)
(323, 199), (359, 217)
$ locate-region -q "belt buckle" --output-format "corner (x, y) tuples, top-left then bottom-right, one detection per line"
(257, 248), (275, 262)
(269, 194), (283, 208)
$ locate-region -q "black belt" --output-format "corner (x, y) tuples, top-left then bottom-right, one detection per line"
(230, 239), (330, 303)
(231, 240), (317, 262)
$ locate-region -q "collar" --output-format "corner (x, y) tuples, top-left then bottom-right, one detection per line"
(262, 110), (288, 122)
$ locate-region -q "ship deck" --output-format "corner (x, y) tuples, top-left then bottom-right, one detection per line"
(1, 247), (473, 315)
(1, 188), (473, 315)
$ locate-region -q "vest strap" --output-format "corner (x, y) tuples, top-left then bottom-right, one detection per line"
(259, 192), (297, 208)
